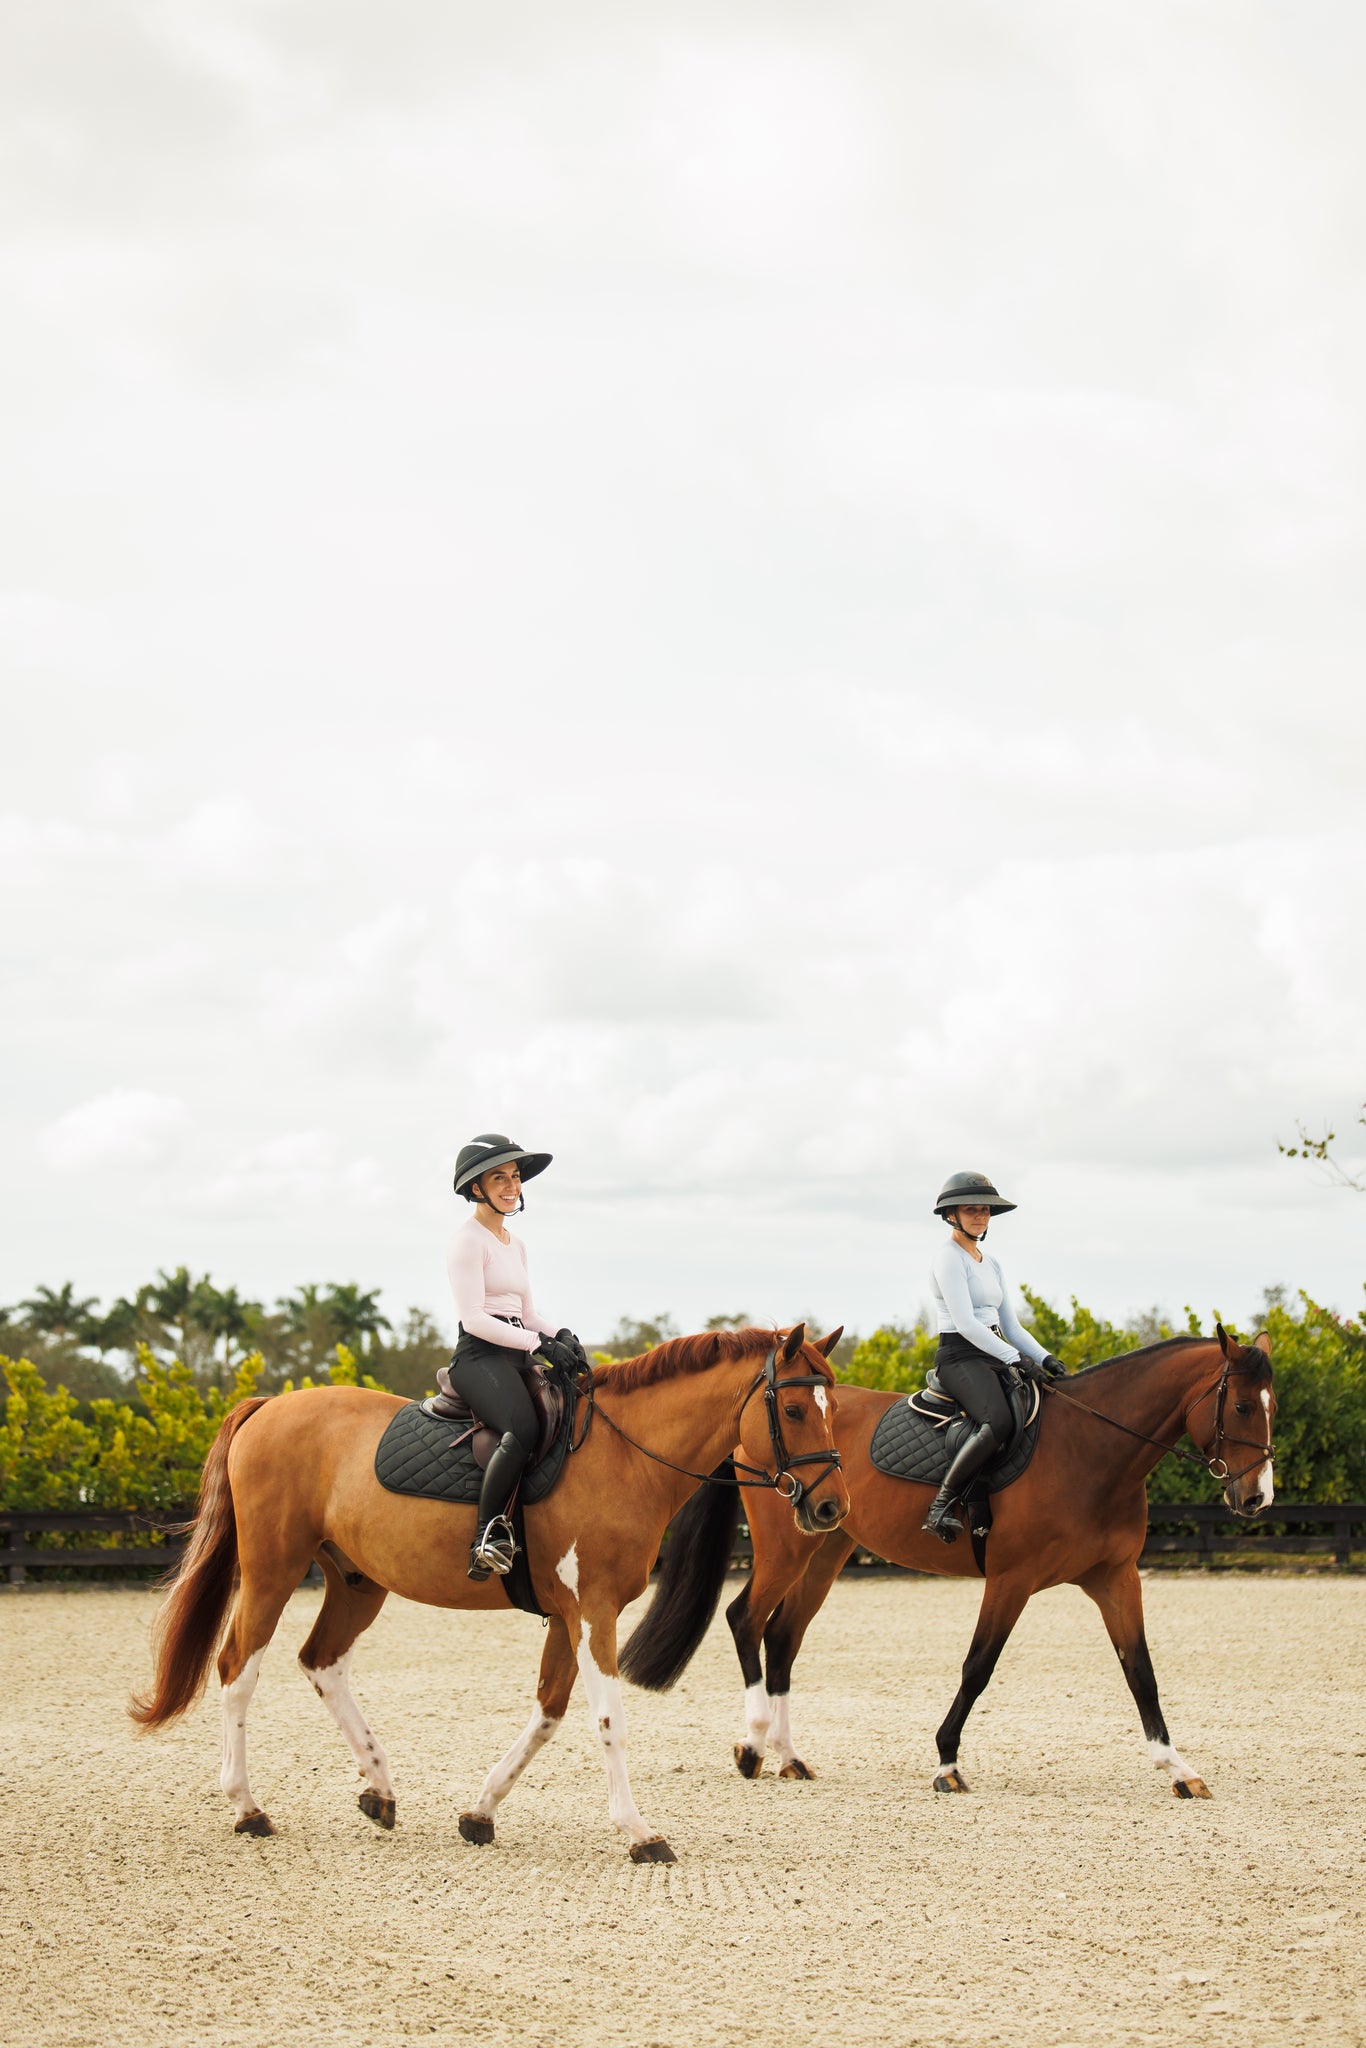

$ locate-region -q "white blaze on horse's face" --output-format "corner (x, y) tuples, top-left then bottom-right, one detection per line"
(814, 1385), (829, 1419)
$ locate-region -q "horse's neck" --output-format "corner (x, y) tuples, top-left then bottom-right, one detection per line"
(604, 1352), (756, 1477)
(1077, 1342), (1219, 1480)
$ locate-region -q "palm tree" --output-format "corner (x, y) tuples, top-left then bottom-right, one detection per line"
(17, 1283), (99, 1341)
(86, 1297), (143, 1361)
(324, 1283), (392, 1358)
(196, 1283), (261, 1390)
(277, 1284), (337, 1376)
(141, 1261), (197, 1359)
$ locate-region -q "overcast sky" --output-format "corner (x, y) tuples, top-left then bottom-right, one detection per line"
(3, 1), (1363, 1348)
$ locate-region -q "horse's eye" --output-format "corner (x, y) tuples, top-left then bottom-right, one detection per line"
(783, 1403), (804, 1421)
(1235, 1401), (1251, 1417)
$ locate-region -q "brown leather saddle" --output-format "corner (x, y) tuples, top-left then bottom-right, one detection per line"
(423, 1362), (568, 1475)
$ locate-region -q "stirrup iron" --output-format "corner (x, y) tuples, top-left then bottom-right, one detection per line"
(471, 1514), (518, 1577)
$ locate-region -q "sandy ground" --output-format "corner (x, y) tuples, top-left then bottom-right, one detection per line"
(0, 1574), (1362, 2048)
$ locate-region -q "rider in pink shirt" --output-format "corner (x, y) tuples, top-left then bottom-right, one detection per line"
(443, 1134), (584, 1580)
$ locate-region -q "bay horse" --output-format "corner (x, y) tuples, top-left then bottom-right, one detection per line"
(621, 1325), (1273, 1799)
(131, 1324), (848, 1861)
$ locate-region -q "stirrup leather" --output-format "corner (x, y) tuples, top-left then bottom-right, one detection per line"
(471, 1514), (518, 1577)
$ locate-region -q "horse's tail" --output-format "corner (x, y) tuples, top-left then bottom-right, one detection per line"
(619, 1475), (741, 1692)
(129, 1396), (269, 1731)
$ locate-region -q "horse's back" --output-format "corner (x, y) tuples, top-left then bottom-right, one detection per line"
(225, 1385), (409, 1505)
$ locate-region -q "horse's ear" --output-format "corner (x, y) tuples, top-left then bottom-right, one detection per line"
(814, 1326), (844, 1358)
(1216, 1322), (1235, 1359)
(1252, 1329), (1272, 1356)
(780, 1323), (806, 1362)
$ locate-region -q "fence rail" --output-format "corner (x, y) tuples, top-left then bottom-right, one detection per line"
(3, 1502), (1363, 1584)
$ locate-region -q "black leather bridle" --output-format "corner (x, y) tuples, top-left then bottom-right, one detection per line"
(586, 1343), (843, 1507)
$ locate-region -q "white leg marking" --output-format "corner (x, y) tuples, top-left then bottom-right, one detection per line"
(576, 1623), (657, 1847)
(302, 1651), (395, 1799)
(555, 1541), (579, 1598)
(1148, 1738), (1199, 1784)
(743, 1680), (771, 1761)
(767, 1693), (799, 1769)
(470, 1705), (563, 1821)
(220, 1648), (266, 1823)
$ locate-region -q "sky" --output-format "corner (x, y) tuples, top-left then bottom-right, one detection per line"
(3, 0), (1363, 1348)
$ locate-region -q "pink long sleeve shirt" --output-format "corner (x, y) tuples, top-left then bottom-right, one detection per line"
(446, 1213), (558, 1351)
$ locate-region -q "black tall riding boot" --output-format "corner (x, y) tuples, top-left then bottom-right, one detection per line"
(468, 1432), (529, 1581)
(922, 1422), (1001, 1544)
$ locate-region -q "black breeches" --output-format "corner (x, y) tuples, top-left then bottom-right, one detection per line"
(935, 1345), (1012, 1449)
(447, 1336), (540, 1459)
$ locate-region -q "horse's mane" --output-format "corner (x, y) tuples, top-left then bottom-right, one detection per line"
(1067, 1333), (1213, 1381)
(593, 1325), (775, 1395)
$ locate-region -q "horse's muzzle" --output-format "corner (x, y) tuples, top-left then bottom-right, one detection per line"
(797, 1493), (846, 1535)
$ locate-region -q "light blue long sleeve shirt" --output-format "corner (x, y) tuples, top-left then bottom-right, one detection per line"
(930, 1240), (1047, 1368)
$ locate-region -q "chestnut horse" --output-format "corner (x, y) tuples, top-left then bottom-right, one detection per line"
(131, 1324), (848, 1862)
(622, 1326), (1273, 1799)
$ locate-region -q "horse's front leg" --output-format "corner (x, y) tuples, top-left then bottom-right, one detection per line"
(576, 1600), (676, 1863)
(458, 1615), (578, 1846)
(1079, 1561), (1212, 1798)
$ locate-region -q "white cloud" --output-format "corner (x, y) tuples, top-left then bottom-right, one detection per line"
(38, 1089), (187, 1172)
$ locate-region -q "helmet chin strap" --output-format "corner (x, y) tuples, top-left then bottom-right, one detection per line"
(949, 1211), (988, 1244)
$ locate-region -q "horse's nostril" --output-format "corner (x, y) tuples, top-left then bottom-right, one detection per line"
(815, 1498), (839, 1525)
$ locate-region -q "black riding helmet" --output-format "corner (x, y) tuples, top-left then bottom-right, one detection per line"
(454, 1133), (553, 1201)
(933, 1170), (1017, 1217)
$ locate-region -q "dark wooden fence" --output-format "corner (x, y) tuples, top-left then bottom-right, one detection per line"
(3, 1502), (1364, 1583)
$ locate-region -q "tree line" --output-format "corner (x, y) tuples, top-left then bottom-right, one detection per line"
(2, 1277), (1363, 1521)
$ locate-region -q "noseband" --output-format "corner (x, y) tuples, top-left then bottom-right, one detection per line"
(587, 1344), (842, 1506)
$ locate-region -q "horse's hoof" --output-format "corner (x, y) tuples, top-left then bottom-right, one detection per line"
(933, 1769), (970, 1795)
(234, 1809), (276, 1836)
(778, 1758), (816, 1781)
(733, 1743), (764, 1779)
(1173, 1777), (1212, 1800)
(458, 1812), (496, 1845)
(630, 1837), (677, 1864)
(359, 1790), (396, 1830)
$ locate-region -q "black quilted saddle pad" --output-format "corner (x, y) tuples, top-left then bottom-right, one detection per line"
(869, 1388), (1042, 1494)
(375, 1400), (574, 1507)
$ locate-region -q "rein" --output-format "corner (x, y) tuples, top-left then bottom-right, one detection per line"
(582, 1344), (842, 1505)
(1045, 1352), (1274, 1485)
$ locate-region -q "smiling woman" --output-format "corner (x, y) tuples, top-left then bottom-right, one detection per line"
(439, 1133), (576, 1580)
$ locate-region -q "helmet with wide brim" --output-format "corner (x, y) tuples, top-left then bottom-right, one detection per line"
(454, 1134), (553, 1196)
(933, 1170), (1017, 1216)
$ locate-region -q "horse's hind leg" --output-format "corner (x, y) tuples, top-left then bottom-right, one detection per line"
(298, 1557), (395, 1829)
(933, 1573), (1030, 1794)
(218, 1559), (306, 1835)
(458, 1615), (577, 1847)
(1079, 1560), (1212, 1799)
(761, 1530), (856, 1780)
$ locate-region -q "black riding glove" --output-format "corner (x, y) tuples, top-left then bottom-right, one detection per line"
(1040, 1354), (1067, 1380)
(1015, 1357), (1047, 1386)
(553, 1328), (589, 1368)
(535, 1335), (580, 1375)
